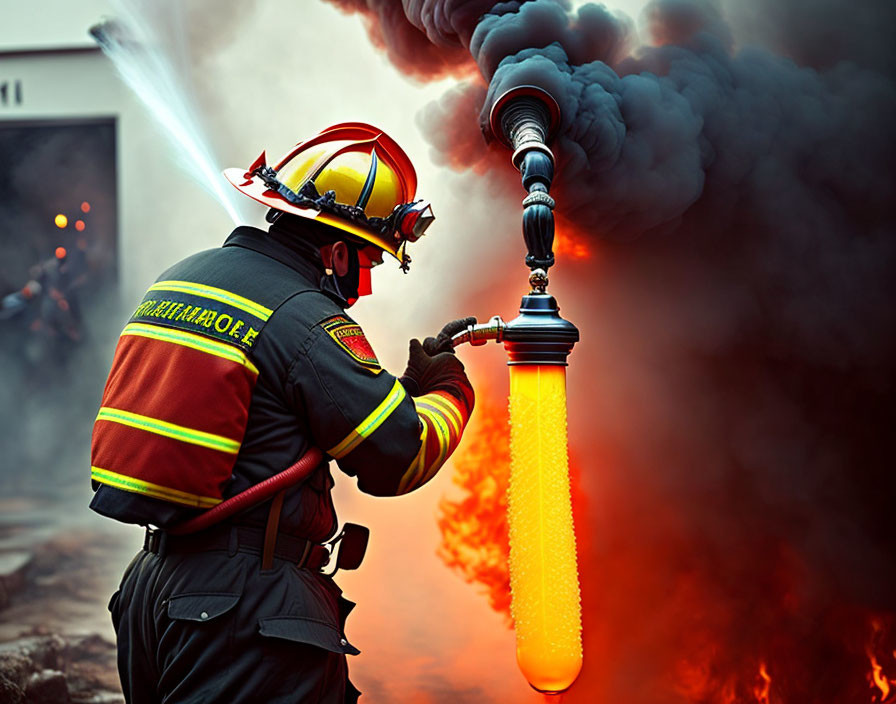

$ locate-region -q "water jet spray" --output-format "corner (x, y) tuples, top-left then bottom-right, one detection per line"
(89, 6), (243, 225)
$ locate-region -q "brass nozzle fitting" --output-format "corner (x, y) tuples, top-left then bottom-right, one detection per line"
(450, 316), (506, 348)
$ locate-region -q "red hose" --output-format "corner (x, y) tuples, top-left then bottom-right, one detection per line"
(168, 447), (325, 535)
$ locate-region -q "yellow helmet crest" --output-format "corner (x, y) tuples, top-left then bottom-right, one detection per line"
(224, 123), (434, 269)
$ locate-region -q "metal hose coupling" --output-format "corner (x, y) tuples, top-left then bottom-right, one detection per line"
(450, 316), (507, 348)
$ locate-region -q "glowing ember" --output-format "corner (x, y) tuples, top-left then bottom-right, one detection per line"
(54, 213), (68, 228)
(75, 219), (86, 231)
(81, 201), (91, 213)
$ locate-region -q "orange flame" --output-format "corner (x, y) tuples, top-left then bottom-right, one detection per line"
(554, 228), (591, 260)
(553, 215), (594, 262)
(675, 656), (763, 704)
(869, 653), (890, 701)
(437, 390), (512, 620)
(753, 662), (772, 704)
(868, 618), (896, 703)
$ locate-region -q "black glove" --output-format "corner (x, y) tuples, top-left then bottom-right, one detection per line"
(399, 338), (475, 415)
(422, 317), (477, 356)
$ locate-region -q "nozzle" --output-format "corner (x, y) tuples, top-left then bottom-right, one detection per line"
(450, 316), (506, 348)
(488, 86), (563, 275)
(449, 299), (579, 364)
(488, 85), (561, 162)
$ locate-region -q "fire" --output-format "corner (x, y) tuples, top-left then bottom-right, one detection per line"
(868, 618), (896, 703)
(437, 389), (512, 619)
(553, 215), (592, 262)
(869, 653), (890, 701)
(554, 228), (590, 260)
(675, 657), (771, 704)
(753, 662), (771, 704)
(438, 280), (896, 703)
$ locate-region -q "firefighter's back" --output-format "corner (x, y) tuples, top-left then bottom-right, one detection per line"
(93, 227), (360, 704)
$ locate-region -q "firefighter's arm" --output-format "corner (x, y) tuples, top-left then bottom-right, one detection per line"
(396, 338), (475, 494)
(287, 315), (474, 496)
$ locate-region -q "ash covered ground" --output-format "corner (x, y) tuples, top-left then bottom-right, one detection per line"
(0, 494), (142, 703)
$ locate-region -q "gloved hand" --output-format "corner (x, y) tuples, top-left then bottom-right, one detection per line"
(422, 317), (477, 356)
(399, 338), (475, 415)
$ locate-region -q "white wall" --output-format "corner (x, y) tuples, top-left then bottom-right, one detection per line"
(0, 0), (112, 52)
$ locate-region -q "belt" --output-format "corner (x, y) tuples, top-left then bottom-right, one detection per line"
(143, 525), (331, 571)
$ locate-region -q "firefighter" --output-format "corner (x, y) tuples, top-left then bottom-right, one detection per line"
(90, 123), (475, 703)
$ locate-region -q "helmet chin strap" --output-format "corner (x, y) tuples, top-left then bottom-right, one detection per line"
(320, 241), (362, 308)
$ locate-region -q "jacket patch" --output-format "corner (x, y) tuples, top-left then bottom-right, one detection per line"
(130, 282), (269, 352)
(321, 316), (381, 372)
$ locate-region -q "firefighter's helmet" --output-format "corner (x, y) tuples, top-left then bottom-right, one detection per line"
(224, 123), (434, 269)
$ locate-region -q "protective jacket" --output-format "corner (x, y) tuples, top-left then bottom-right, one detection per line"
(90, 225), (472, 537)
(90, 224), (474, 704)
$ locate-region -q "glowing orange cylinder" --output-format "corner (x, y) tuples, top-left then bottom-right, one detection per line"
(507, 363), (582, 693)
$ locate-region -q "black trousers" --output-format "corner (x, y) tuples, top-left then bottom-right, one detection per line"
(109, 545), (361, 703)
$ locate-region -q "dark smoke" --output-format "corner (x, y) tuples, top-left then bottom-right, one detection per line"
(326, 0), (485, 80)
(331, 0), (894, 240)
(722, 0), (896, 75)
(330, 0), (896, 701)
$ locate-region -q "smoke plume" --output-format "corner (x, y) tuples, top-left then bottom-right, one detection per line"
(331, 0), (896, 701)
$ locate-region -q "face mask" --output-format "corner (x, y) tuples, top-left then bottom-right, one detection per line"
(355, 248), (384, 299)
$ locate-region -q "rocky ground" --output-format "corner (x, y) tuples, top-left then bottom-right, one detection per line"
(0, 497), (140, 704)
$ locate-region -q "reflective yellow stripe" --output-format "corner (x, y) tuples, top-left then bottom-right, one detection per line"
(91, 466), (222, 508)
(416, 396), (461, 438)
(398, 421), (429, 495)
(327, 379), (406, 459)
(416, 404), (451, 470)
(96, 407), (241, 454)
(149, 280), (273, 320)
(121, 323), (259, 375)
(424, 393), (464, 432)
(397, 395), (466, 495)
